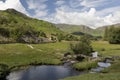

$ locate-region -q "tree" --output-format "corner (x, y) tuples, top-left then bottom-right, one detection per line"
(108, 27), (120, 44)
(70, 35), (93, 56)
(104, 26), (120, 44)
(104, 27), (109, 40)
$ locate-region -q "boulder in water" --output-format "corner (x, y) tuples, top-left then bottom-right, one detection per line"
(98, 62), (111, 68)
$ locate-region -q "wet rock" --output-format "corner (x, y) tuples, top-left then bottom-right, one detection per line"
(98, 62), (111, 68)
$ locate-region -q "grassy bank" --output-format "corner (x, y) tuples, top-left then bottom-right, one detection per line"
(63, 60), (120, 80)
(92, 41), (120, 56)
(0, 42), (70, 68)
(63, 73), (120, 80)
(73, 61), (97, 71)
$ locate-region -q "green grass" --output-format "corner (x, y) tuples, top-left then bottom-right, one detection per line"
(0, 41), (120, 68)
(0, 9), (64, 43)
(92, 41), (120, 56)
(63, 73), (120, 80)
(0, 41), (120, 80)
(73, 61), (97, 71)
(0, 42), (70, 68)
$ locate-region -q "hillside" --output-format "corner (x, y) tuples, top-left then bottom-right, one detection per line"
(55, 24), (103, 37)
(93, 24), (120, 38)
(95, 23), (120, 32)
(0, 9), (64, 43)
(55, 23), (120, 37)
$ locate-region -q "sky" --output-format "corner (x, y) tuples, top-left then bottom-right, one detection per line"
(0, 0), (120, 29)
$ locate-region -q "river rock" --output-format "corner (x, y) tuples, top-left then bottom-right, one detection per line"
(98, 62), (111, 68)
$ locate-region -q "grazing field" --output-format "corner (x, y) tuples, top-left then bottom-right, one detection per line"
(92, 41), (120, 56)
(0, 42), (70, 68)
(0, 41), (120, 80)
(0, 41), (120, 68)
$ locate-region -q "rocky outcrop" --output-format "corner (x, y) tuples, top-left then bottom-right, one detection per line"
(18, 35), (43, 44)
(18, 35), (52, 44)
(0, 36), (16, 44)
(0, 34), (55, 44)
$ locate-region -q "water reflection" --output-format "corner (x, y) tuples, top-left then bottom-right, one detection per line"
(7, 65), (81, 80)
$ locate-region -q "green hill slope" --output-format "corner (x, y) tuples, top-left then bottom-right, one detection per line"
(55, 23), (120, 37)
(94, 24), (120, 38)
(95, 23), (120, 32)
(55, 24), (103, 37)
(0, 9), (63, 43)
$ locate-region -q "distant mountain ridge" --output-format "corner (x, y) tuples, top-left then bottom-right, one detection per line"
(55, 23), (120, 37)
(96, 23), (120, 31)
(55, 24), (102, 36)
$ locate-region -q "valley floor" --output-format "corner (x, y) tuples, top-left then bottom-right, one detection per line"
(0, 41), (120, 80)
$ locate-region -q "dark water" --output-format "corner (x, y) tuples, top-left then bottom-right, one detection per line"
(7, 65), (82, 80)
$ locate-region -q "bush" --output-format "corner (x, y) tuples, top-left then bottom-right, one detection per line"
(73, 61), (97, 71)
(0, 64), (10, 79)
(70, 35), (93, 56)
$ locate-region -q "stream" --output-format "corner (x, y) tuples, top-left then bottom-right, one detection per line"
(6, 65), (84, 80)
(6, 61), (111, 80)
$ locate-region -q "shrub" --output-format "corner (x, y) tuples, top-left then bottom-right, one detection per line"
(73, 61), (97, 71)
(70, 35), (93, 56)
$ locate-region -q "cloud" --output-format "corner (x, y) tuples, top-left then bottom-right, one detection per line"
(27, 0), (47, 10)
(27, 0), (48, 18)
(69, 0), (82, 8)
(81, 0), (109, 8)
(34, 10), (48, 17)
(43, 0), (120, 29)
(46, 7), (120, 29)
(55, 0), (65, 6)
(97, 6), (120, 16)
(0, 0), (28, 15)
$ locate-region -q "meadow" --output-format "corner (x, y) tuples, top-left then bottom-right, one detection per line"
(92, 41), (120, 56)
(0, 42), (70, 68)
(0, 41), (120, 80)
(0, 41), (120, 68)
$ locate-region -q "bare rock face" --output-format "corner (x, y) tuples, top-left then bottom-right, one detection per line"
(18, 35), (43, 44)
(0, 36), (16, 44)
(0, 34), (53, 44)
(18, 34), (52, 44)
